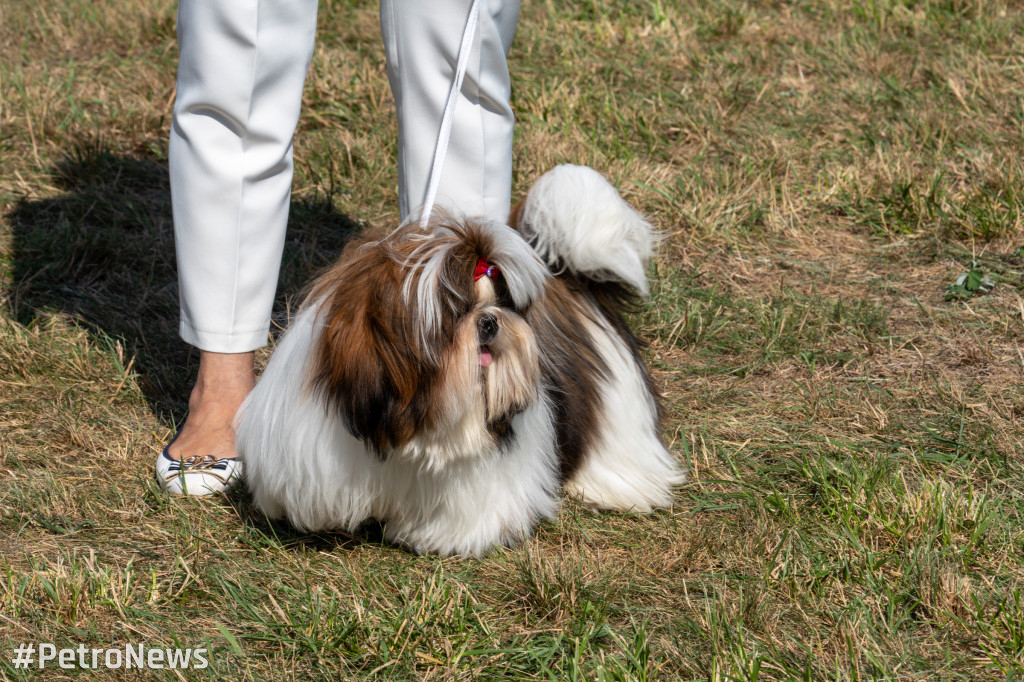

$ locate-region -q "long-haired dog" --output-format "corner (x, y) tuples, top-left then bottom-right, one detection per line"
(236, 165), (684, 556)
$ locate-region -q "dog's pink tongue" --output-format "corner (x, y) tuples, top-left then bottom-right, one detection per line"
(478, 348), (493, 367)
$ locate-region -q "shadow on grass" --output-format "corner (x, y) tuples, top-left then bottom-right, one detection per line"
(5, 139), (363, 423)
(254, 517), (388, 554)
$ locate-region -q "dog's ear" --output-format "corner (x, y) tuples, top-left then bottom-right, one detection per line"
(308, 245), (433, 456)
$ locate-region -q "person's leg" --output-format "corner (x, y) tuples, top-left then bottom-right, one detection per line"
(172, 351), (255, 461)
(167, 0), (318, 461)
(380, 0), (521, 224)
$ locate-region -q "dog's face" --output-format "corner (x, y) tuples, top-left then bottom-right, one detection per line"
(306, 214), (550, 466)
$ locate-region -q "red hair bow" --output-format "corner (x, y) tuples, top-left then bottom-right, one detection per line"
(474, 257), (500, 281)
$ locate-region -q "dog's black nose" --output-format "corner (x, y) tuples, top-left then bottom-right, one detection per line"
(478, 313), (498, 345)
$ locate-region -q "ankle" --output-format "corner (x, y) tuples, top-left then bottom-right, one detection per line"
(188, 350), (256, 410)
(188, 381), (252, 413)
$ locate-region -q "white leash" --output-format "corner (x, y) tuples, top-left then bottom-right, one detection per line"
(418, 0), (482, 228)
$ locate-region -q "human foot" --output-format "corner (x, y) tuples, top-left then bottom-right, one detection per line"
(156, 351), (255, 495)
(168, 350), (254, 459)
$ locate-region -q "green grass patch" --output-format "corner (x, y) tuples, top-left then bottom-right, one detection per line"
(2, 0), (1024, 678)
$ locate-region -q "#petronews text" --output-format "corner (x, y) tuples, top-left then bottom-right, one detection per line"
(11, 642), (209, 670)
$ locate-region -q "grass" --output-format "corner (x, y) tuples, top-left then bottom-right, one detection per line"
(2, 0), (1024, 678)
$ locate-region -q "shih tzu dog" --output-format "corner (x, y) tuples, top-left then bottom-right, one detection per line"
(236, 165), (684, 556)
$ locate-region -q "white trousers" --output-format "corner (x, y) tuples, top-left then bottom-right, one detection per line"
(170, 0), (520, 353)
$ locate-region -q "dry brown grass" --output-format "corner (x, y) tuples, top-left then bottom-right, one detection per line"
(2, 0), (1024, 679)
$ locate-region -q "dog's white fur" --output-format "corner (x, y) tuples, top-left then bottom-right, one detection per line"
(516, 164), (656, 295)
(239, 303), (561, 554)
(236, 165), (684, 556)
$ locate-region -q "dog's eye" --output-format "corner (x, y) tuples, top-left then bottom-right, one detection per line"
(493, 279), (517, 311)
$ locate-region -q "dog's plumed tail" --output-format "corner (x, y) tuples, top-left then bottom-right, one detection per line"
(511, 164), (685, 513)
(511, 164), (657, 295)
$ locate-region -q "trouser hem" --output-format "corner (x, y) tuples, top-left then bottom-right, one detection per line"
(179, 318), (269, 353)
